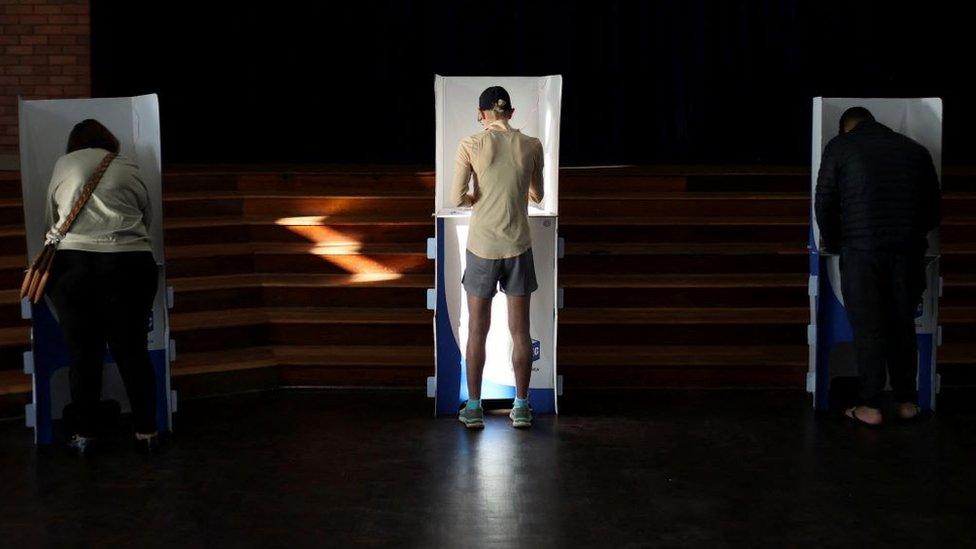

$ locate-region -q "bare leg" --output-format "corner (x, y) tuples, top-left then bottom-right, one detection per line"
(507, 293), (532, 399)
(465, 294), (492, 400)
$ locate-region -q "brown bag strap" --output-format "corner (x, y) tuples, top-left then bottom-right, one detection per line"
(49, 152), (117, 243)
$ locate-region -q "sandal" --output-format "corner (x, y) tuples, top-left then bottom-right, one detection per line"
(845, 406), (883, 428)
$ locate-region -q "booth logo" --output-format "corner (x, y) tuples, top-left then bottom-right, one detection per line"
(147, 312), (154, 332)
(531, 339), (541, 362)
(914, 302), (924, 319)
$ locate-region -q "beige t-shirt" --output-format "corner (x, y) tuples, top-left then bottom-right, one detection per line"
(45, 148), (154, 254)
(452, 121), (544, 259)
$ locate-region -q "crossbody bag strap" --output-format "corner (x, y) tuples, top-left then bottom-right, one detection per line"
(49, 151), (117, 243)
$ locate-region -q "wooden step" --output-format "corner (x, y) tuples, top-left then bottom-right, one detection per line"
(0, 172), (20, 199)
(934, 307), (976, 343)
(172, 346), (278, 376)
(161, 195), (431, 218)
(939, 344), (976, 386)
(561, 306), (808, 324)
(559, 344), (807, 367)
(0, 368), (30, 396)
(169, 307), (432, 354)
(561, 273), (808, 309)
(162, 169), (435, 195)
(0, 325), (27, 372)
(941, 275), (976, 305)
(171, 307), (429, 330)
(171, 273), (431, 312)
(943, 170), (976, 193)
(562, 194), (807, 218)
(568, 242), (806, 254)
(0, 289), (23, 327)
(559, 217), (808, 244)
(561, 242), (807, 275)
(276, 345), (432, 386)
(165, 217), (432, 247)
(559, 307), (808, 345)
(162, 242), (431, 278)
(941, 246), (976, 276)
(559, 166), (809, 194)
(0, 343), (418, 393)
(0, 198), (23, 226)
(166, 304), (814, 356)
(558, 344), (808, 387)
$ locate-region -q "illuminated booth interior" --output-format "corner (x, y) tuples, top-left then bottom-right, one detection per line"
(428, 75), (563, 416)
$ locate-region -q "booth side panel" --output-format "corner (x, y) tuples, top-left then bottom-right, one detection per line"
(31, 303), (69, 444)
(150, 349), (170, 432)
(434, 217), (463, 416)
(527, 218), (557, 414)
(813, 256), (940, 412)
(917, 334), (935, 411)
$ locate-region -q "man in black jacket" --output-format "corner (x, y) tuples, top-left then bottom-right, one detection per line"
(815, 106), (941, 426)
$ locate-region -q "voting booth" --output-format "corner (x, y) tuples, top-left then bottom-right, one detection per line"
(427, 75), (562, 416)
(808, 97), (942, 411)
(18, 95), (175, 444)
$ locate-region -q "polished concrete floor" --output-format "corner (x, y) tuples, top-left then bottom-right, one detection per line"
(1, 389), (975, 548)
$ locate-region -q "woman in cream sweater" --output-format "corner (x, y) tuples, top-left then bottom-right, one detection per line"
(44, 119), (160, 454)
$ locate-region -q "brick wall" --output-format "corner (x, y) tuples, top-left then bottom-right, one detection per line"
(0, 0), (90, 158)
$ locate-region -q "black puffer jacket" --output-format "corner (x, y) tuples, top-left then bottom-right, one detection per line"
(815, 120), (941, 253)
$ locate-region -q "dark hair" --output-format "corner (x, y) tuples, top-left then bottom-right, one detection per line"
(66, 119), (120, 154)
(839, 106), (874, 135)
(479, 86), (513, 113)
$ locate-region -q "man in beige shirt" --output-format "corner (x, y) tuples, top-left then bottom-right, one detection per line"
(452, 86), (544, 429)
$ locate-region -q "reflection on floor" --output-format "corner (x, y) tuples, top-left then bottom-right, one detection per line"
(1, 389), (975, 547)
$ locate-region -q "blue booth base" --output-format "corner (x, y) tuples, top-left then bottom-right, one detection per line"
(29, 301), (172, 445)
(810, 253), (938, 412)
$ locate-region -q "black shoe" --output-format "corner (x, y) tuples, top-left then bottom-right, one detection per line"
(66, 434), (95, 456)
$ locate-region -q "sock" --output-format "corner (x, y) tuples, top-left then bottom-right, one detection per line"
(466, 399), (482, 410)
(513, 397), (529, 409)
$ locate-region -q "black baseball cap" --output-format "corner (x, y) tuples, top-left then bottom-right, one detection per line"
(479, 86), (513, 111)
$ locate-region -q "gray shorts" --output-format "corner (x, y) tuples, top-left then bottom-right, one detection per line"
(462, 248), (538, 299)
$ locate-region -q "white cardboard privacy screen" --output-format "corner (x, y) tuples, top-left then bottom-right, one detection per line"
(18, 94), (164, 263)
(18, 95), (172, 436)
(435, 75), (561, 215)
(811, 97), (942, 253)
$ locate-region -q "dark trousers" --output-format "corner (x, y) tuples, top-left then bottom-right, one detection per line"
(47, 250), (159, 436)
(840, 248), (926, 408)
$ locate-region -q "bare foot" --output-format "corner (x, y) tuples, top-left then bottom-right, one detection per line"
(896, 402), (921, 420)
(846, 405), (883, 426)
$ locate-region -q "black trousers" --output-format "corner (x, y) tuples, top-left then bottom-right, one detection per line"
(840, 248), (926, 408)
(47, 250), (159, 436)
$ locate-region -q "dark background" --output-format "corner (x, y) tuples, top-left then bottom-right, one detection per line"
(91, 1), (972, 166)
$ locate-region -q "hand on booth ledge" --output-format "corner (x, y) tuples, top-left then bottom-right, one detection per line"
(458, 183), (481, 207)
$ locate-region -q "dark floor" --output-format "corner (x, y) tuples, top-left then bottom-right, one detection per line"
(1, 389), (976, 548)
